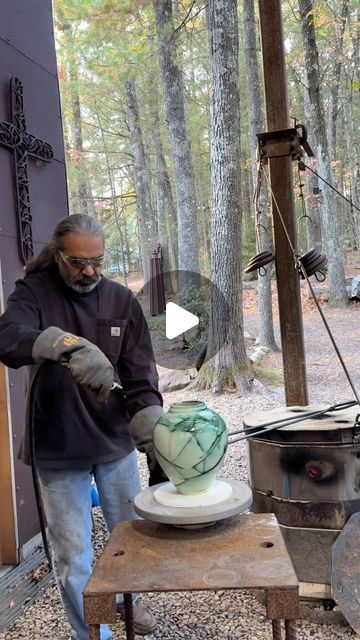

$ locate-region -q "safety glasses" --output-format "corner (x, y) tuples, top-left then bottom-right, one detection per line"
(58, 250), (105, 269)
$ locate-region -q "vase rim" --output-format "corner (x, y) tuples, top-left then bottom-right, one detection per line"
(169, 400), (207, 413)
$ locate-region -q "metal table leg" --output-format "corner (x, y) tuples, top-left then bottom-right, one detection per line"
(285, 620), (297, 640)
(124, 592), (135, 640)
(272, 620), (282, 640)
(88, 624), (100, 640)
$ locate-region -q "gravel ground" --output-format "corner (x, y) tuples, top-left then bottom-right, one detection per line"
(1, 301), (360, 640)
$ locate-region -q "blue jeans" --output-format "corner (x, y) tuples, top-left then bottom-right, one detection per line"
(37, 451), (141, 640)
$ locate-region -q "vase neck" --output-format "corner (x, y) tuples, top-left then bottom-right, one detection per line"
(168, 401), (207, 415)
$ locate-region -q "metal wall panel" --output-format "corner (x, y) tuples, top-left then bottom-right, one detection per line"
(0, 235), (39, 550)
(0, 1), (58, 75)
(0, 40), (66, 162)
(27, 162), (69, 245)
(0, 147), (16, 240)
(0, 1), (68, 552)
(0, 154), (68, 249)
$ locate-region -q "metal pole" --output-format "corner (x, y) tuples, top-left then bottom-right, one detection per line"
(124, 593), (135, 640)
(272, 620), (283, 640)
(258, 0), (308, 405)
(285, 620), (297, 640)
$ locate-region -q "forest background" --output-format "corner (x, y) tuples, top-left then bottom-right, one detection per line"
(52, 0), (360, 392)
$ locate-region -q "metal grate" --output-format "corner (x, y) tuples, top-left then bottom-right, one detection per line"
(0, 547), (54, 632)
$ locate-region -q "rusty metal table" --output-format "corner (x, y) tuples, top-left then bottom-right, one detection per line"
(83, 513), (299, 640)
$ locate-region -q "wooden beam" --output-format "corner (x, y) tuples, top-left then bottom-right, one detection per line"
(0, 363), (17, 564)
(0, 267), (17, 565)
(258, 0), (308, 405)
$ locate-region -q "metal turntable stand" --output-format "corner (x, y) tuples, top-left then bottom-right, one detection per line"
(83, 479), (299, 640)
(134, 478), (253, 527)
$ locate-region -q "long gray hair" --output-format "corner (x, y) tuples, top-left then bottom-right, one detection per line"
(25, 214), (104, 276)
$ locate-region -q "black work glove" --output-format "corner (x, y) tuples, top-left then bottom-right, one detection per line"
(147, 452), (169, 487)
(32, 326), (115, 403)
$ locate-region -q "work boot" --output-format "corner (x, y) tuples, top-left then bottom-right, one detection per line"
(117, 597), (157, 635)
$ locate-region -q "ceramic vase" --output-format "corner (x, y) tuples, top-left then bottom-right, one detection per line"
(153, 400), (228, 495)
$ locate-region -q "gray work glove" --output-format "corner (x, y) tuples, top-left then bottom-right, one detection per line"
(128, 405), (164, 454)
(32, 326), (115, 403)
(128, 405), (168, 487)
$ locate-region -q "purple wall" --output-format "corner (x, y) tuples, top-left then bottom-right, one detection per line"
(0, 1), (68, 549)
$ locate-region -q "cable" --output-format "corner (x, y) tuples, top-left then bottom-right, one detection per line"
(262, 167), (297, 255)
(262, 161), (360, 405)
(302, 163), (360, 213)
(297, 259), (360, 404)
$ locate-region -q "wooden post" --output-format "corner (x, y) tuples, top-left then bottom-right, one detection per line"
(0, 364), (17, 564)
(0, 267), (17, 564)
(258, 0), (308, 405)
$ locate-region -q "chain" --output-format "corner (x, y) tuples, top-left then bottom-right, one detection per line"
(297, 161), (312, 227)
(254, 162), (266, 252)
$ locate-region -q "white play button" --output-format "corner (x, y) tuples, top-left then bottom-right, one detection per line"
(137, 269), (230, 370)
(165, 302), (199, 339)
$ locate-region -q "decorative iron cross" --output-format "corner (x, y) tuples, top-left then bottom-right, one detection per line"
(0, 77), (53, 264)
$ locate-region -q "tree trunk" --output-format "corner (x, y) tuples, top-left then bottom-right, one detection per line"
(152, 108), (178, 272)
(124, 79), (154, 284)
(153, 0), (200, 276)
(124, 215), (132, 272)
(303, 90), (322, 251)
(345, 100), (360, 249)
(86, 184), (97, 218)
(113, 209), (128, 286)
(243, 0), (278, 351)
(198, 197), (211, 274)
(57, 15), (94, 217)
(299, 0), (348, 307)
(346, 10), (360, 242)
(328, 0), (349, 161)
(197, 0), (254, 394)
(90, 83), (128, 286)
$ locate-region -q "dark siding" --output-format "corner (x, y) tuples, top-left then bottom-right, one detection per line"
(0, 1), (68, 550)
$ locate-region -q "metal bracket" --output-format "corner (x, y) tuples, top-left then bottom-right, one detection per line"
(256, 124), (314, 161)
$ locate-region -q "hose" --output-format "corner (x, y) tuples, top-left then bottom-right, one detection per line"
(28, 366), (52, 567)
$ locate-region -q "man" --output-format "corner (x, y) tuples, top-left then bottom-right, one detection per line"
(0, 214), (164, 639)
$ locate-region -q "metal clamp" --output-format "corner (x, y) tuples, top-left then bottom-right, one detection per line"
(256, 124), (314, 161)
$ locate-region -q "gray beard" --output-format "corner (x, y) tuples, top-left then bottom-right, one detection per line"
(58, 262), (101, 293)
(69, 280), (99, 293)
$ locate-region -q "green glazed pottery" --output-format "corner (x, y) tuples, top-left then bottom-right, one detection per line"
(153, 400), (228, 495)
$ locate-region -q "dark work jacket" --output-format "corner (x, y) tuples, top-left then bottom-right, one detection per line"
(0, 266), (162, 469)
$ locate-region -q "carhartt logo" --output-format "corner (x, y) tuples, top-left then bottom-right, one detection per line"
(63, 335), (79, 347)
(111, 327), (121, 337)
(52, 334), (80, 349)
(52, 333), (80, 349)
